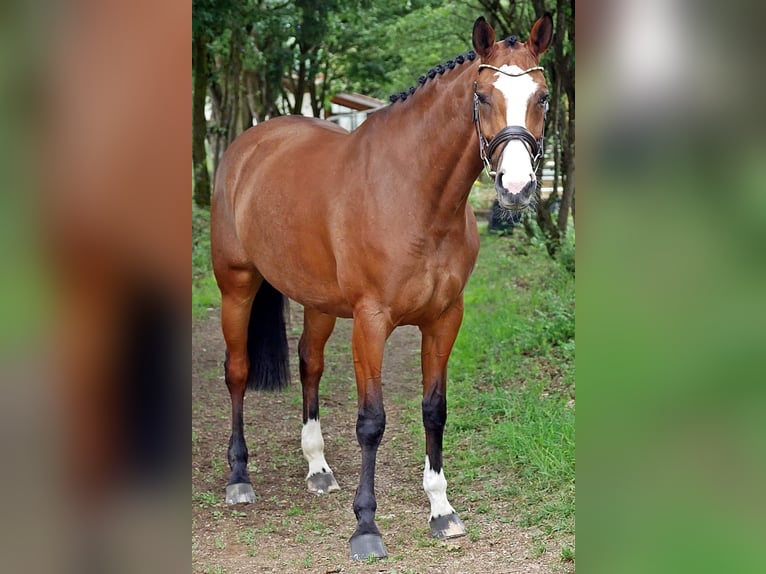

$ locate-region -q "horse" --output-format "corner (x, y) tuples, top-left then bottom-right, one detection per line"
(210, 14), (553, 560)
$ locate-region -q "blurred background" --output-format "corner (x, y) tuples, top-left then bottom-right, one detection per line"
(578, 0), (766, 572)
(0, 0), (189, 572)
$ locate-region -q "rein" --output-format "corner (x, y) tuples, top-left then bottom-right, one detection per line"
(473, 64), (547, 181)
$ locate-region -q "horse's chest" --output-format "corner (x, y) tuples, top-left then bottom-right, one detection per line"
(395, 253), (473, 322)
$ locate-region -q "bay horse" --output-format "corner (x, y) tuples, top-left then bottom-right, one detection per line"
(211, 14), (553, 560)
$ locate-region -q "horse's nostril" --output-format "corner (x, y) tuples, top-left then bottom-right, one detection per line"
(521, 180), (536, 198)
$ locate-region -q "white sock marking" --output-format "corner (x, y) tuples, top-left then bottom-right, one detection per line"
(302, 418), (332, 478)
(423, 456), (456, 520)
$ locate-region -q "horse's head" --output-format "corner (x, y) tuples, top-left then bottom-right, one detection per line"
(472, 14), (553, 211)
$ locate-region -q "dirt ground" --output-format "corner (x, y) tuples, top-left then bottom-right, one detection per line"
(192, 303), (573, 574)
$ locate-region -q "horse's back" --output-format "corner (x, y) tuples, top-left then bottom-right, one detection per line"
(220, 116), (347, 172)
(214, 116), (349, 205)
(215, 115), (347, 213)
(212, 116), (354, 314)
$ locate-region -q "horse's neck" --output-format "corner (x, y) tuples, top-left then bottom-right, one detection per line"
(356, 64), (483, 219)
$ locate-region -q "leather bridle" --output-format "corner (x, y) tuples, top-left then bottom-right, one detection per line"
(473, 64), (547, 181)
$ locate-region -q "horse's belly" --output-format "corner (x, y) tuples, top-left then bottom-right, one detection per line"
(274, 273), (353, 318)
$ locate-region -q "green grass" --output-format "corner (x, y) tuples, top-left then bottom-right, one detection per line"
(436, 227), (575, 542)
(193, 204), (220, 318)
(468, 180), (495, 212)
(236, 527), (256, 545)
(193, 490), (219, 508)
(192, 204), (575, 560)
(561, 545), (575, 562)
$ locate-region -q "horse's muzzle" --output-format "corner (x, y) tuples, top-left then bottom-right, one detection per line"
(494, 172), (535, 211)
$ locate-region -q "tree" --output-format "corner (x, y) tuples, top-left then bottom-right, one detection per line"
(192, 0), (242, 207)
(472, 0), (575, 258)
(193, 29), (211, 208)
(200, 0), (365, 178)
(192, 0), (575, 257)
(337, 1), (475, 99)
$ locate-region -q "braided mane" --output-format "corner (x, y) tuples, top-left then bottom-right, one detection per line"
(388, 35), (517, 104)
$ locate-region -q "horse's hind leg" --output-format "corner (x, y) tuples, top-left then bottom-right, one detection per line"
(218, 267), (261, 504)
(299, 308), (340, 494)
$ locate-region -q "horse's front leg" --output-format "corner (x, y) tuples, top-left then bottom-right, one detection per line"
(348, 305), (392, 561)
(419, 300), (468, 539)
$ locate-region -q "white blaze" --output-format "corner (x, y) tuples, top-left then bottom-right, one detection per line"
(302, 418), (332, 477)
(491, 65), (539, 193)
(423, 456), (456, 520)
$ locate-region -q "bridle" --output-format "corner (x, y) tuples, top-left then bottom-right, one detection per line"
(473, 64), (548, 181)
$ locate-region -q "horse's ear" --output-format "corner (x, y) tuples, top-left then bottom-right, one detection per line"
(528, 12), (554, 58)
(472, 17), (496, 59)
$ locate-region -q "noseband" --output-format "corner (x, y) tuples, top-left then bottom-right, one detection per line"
(473, 64), (547, 181)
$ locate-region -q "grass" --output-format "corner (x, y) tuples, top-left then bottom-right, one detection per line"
(192, 203), (575, 563)
(434, 227), (575, 544)
(236, 527), (256, 545)
(193, 490), (219, 508)
(193, 204), (220, 318)
(468, 180), (495, 212)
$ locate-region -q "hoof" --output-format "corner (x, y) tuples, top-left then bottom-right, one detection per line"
(307, 472), (340, 495)
(225, 483), (256, 505)
(349, 533), (387, 561)
(430, 512), (467, 539)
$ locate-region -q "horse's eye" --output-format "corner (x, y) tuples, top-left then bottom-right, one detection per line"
(539, 93), (550, 106)
(477, 93), (489, 105)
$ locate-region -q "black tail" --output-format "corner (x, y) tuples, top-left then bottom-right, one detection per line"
(246, 281), (290, 391)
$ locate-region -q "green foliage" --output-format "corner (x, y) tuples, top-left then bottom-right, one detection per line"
(339, 1), (475, 99)
(192, 205), (220, 318)
(192, 0), (243, 45)
(194, 1), (575, 254)
(556, 218), (576, 275)
(193, 490), (220, 508)
(436, 227), (575, 537)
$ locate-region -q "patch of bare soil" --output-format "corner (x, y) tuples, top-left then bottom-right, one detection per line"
(193, 304), (572, 573)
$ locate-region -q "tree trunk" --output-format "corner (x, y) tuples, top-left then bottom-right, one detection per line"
(225, 31), (242, 150)
(208, 30), (244, 179)
(554, 0), (575, 236)
(557, 78), (575, 234)
(192, 32), (211, 208)
(291, 54), (307, 115)
(536, 201), (561, 257)
(240, 88), (253, 132)
(550, 60), (562, 207)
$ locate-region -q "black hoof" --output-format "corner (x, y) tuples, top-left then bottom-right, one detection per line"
(349, 533), (387, 561)
(430, 512), (467, 539)
(225, 483), (256, 505)
(307, 472), (340, 495)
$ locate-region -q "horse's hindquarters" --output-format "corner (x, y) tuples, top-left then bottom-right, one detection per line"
(214, 119), (354, 315)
